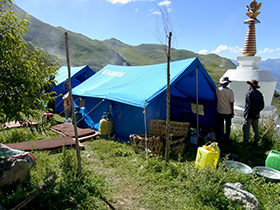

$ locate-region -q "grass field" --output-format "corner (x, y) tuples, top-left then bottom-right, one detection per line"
(1, 118), (280, 209)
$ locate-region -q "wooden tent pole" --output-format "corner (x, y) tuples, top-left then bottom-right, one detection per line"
(165, 31), (172, 162)
(65, 32), (82, 176)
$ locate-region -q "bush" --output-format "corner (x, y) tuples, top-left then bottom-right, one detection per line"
(0, 148), (105, 209)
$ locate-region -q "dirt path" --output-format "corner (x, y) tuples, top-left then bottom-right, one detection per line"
(82, 141), (145, 210)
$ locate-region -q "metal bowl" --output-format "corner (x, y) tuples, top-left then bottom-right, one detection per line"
(253, 166), (280, 182)
(225, 160), (253, 174)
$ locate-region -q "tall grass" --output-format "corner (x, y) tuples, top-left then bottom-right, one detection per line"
(82, 122), (280, 210)
(1, 119), (280, 209)
(229, 120), (280, 166)
(0, 148), (106, 209)
(0, 127), (59, 144)
(87, 140), (265, 209)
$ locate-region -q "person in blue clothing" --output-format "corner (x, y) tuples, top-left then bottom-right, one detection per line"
(243, 79), (265, 145)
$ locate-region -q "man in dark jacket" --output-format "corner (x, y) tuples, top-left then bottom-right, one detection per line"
(243, 79), (264, 145)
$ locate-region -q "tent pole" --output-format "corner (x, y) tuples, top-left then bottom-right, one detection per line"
(165, 31), (172, 162)
(143, 105), (148, 160)
(196, 67), (199, 140)
(65, 32), (82, 176)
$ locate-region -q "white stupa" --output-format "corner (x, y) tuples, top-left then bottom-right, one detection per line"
(222, 0), (278, 125)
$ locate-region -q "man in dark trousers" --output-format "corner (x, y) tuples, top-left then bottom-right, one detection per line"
(243, 79), (264, 145)
(215, 76), (234, 149)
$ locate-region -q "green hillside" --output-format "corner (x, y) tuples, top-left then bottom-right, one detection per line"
(12, 3), (236, 84)
(103, 39), (235, 83)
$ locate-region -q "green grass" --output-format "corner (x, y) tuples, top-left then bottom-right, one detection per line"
(1, 120), (280, 209)
(80, 131), (280, 210)
(272, 91), (280, 118)
(0, 111), (65, 144)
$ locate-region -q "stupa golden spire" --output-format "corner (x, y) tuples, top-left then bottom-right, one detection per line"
(242, 0), (262, 56)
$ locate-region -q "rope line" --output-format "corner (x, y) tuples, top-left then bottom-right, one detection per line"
(58, 97), (80, 115)
(55, 98), (64, 108)
(58, 98), (106, 134)
(76, 98), (106, 125)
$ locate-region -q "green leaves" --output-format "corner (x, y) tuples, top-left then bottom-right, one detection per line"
(0, 0), (59, 123)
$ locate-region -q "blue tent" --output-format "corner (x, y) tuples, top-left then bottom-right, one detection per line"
(55, 65), (95, 113)
(72, 58), (217, 142)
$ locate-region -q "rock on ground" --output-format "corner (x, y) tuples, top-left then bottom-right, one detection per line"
(224, 182), (260, 210)
(0, 160), (30, 187)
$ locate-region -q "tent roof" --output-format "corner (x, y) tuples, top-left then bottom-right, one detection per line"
(72, 58), (217, 108)
(55, 65), (89, 85)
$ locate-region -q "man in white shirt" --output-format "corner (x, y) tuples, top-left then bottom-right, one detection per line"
(215, 77), (234, 149)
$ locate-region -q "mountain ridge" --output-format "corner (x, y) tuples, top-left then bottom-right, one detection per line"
(11, 3), (237, 83)
(231, 58), (280, 92)
(259, 58), (280, 92)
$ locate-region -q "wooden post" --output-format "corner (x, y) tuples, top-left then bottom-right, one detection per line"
(165, 31), (172, 162)
(65, 32), (82, 176)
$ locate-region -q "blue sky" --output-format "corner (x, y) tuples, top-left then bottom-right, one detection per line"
(14, 0), (280, 61)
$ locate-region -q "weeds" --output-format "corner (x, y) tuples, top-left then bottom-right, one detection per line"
(1, 120), (280, 209)
(84, 127), (280, 210)
(0, 125), (59, 144)
(0, 148), (105, 209)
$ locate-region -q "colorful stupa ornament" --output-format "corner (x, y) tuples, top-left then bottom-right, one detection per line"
(242, 0), (262, 56)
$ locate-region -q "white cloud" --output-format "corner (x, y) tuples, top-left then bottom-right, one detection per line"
(152, 11), (161, 15)
(135, 8), (139, 12)
(198, 49), (208, 55)
(212, 45), (242, 53)
(106, 0), (152, 4)
(158, 0), (171, 7)
(277, 48), (280, 51)
(259, 48), (275, 53)
(150, 9), (161, 15)
(143, 0), (171, 16)
(106, 0), (133, 4)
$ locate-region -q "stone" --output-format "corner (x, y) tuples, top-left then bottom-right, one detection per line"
(0, 159), (30, 187)
(224, 182), (260, 210)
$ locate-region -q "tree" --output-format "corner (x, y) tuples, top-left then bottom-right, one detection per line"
(0, 0), (59, 123)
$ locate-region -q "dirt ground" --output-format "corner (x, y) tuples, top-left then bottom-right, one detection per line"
(83, 143), (145, 210)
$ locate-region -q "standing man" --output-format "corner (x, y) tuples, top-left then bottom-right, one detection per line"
(243, 79), (264, 145)
(215, 77), (234, 149)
